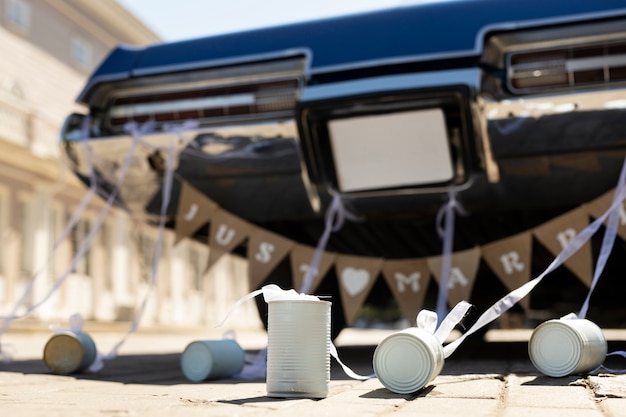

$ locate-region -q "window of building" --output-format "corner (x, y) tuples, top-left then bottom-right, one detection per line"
(139, 234), (156, 283)
(100, 222), (113, 291)
(17, 195), (33, 276)
(70, 37), (93, 70)
(70, 217), (91, 276)
(189, 245), (208, 291)
(47, 203), (64, 279)
(5, 0), (31, 31)
(0, 188), (8, 273)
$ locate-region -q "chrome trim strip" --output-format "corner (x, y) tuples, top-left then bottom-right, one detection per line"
(301, 69), (480, 102)
(131, 48), (314, 80)
(109, 93), (256, 118)
(481, 86), (626, 121)
(474, 98), (500, 183)
(566, 54), (626, 72)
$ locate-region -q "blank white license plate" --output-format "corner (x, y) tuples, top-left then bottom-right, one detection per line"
(328, 108), (454, 193)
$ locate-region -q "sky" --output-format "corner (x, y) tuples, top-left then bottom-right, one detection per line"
(116, 0), (430, 42)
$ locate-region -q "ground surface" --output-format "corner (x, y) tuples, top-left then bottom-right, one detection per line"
(1, 324), (626, 416)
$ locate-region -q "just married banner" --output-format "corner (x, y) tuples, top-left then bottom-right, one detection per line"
(174, 181), (622, 325)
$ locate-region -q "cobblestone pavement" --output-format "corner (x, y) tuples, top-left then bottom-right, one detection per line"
(1, 325), (625, 417)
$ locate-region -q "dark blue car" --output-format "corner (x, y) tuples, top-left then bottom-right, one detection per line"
(61, 0), (626, 333)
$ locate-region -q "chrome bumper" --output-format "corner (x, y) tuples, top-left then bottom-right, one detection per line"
(61, 80), (626, 222)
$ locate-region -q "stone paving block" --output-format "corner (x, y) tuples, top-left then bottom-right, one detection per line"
(442, 359), (509, 375)
(502, 407), (604, 417)
(252, 379), (406, 417)
(587, 374), (626, 398)
(428, 374), (504, 399)
(392, 397), (499, 417)
(599, 399), (626, 417)
(505, 374), (598, 409)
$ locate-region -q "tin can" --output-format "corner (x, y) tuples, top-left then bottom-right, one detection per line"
(266, 299), (331, 398)
(529, 318), (607, 377)
(43, 331), (97, 375)
(373, 327), (444, 394)
(180, 339), (245, 382)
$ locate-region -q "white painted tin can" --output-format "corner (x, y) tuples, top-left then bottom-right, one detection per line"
(373, 327), (444, 394)
(529, 318), (607, 377)
(266, 299), (331, 398)
(43, 331), (97, 375)
(180, 339), (245, 382)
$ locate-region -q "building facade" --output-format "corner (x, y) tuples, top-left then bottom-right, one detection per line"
(0, 0), (260, 330)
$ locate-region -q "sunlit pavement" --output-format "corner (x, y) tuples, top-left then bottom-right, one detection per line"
(1, 324), (626, 417)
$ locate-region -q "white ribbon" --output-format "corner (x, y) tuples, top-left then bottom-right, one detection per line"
(90, 122), (186, 371)
(578, 158), (626, 319)
(0, 118), (98, 349)
(0, 342), (15, 363)
(216, 284), (372, 380)
(443, 156), (626, 358)
(536, 159), (626, 375)
(0, 122), (144, 324)
(415, 301), (473, 358)
(0, 119), (145, 361)
(50, 313), (85, 335)
(597, 351), (626, 374)
(300, 192), (362, 294)
(435, 190), (467, 323)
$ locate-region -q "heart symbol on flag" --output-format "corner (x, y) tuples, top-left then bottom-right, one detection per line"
(341, 267), (370, 297)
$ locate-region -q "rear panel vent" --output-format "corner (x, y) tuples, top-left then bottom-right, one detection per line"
(107, 79), (299, 128)
(100, 57), (305, 133)
(508, 40), (626, 93)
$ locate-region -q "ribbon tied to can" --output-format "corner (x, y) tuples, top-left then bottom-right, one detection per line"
(416, 301), (473, 355)
(216, 284), (373, 385)
(372, 301), (472, 394)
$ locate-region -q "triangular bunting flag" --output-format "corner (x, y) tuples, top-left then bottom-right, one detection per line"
(533, 207), (593, 287)
(247, 229), (294, 290)
(335, 255), (383, 325)
(290, 245), (336, 294)
(481, 232), (533, 310)
(174, 182), (218, 245)
(585, 188), (626, 240)
(206, 209), (253, 272)
(427, 247), (481, 309)
(381, 259), (431, 326)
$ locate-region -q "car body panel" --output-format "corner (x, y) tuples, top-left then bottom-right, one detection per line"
(62, 0), (626, 259)
(81, 0), (626, 102)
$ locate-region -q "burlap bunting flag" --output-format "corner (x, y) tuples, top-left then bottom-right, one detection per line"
(173, 178), (624, 323)
(174, 182), (218, 244)
(585, 189), (626, 240)
(427, 247), (481, 309)
(533, 207), (593, 287)
(481, 232), (533, 310)
(290, 244), (336, 294)
(247, 229), (294, 290)
(381, 259), (431, 326)
(206, 209), (253, 272)
(335, 255), (383, 325)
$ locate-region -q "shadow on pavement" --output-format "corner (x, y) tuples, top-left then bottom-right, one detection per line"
(0, 345), (379, 385)
(1, 353), (194, 385)
(217, 395), (320, 405)
(358, 385), (434, 400)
